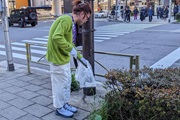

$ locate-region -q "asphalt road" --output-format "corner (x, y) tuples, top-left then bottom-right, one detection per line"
(0, 18), (179, 77)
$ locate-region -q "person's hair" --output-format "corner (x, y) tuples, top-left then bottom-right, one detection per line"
(72, 0), (92, 15)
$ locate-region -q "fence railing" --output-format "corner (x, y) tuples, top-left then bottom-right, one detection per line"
(26, 43), (139, 77)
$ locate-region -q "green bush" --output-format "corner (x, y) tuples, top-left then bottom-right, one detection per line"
(176, 12), (180, 22)
(71, 74), (80, 92)
(89, 67), (180, 120)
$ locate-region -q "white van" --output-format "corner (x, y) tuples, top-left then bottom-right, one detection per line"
(108, 4), (124, 20)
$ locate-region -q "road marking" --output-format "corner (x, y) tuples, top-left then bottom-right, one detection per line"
(95, 31), (130, 34)
(150, 47), (180, 69)
(33, 38), (48, 41)
(0, 51), (40, 61)
(0, 45), (46, 54)
(22, 40), (47, 44)
(94, 37), (111, 40)
(12, 42), (46, 49)
(95, 34), (118, 37)
(94, 40), (104, 42)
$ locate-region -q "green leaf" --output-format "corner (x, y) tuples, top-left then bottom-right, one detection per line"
(94, 114), (102, 120)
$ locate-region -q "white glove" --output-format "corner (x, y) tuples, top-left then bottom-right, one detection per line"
(81, 57), (88, 66)
(70, 47), (77, 58)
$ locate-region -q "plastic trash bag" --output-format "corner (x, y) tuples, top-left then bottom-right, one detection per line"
(75, 61), (96, 88)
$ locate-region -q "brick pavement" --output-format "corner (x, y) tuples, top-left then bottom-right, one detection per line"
(0, 61), (106, 120)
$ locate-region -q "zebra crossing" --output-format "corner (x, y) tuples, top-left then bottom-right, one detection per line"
(0, 31), (129, 61)
(0, 23), (162, 61)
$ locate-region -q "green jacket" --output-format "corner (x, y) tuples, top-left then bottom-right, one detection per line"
(46, 15), (82, 65)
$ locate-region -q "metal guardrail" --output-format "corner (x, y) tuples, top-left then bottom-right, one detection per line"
(26, 43), (139, 77)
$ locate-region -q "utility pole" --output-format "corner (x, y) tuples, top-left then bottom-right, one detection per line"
(0, 0), (15, 71)
(168, 0), (172, 23)
(115, 0), (118, 20)
(82, 0), (95, 73)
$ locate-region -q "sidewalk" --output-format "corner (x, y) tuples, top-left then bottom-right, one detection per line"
(0, 58), (179, 120)
(0, 61), (107, 120)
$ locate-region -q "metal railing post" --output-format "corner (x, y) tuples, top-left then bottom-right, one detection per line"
(130, 56), (133, 69)
(26, 43), (31, 74)
(135, 55), (139, 71)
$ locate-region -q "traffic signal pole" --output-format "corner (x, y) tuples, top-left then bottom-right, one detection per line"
(0, 0), (15, 71)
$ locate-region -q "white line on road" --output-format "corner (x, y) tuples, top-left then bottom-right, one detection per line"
(95, 34), (118, 37)
(0, 51), (40, 61)
(12, 42), (47, 49)
(0, 45), (46, 55)
(95, 31), (130, 34)
(33, 38), (48, 41)
(94, 37), (111, 40)
(95, 33), (124, 36)
(22, 40), (47, 44)
(150, 47), (180, 69)
(94, 40), (104, 42)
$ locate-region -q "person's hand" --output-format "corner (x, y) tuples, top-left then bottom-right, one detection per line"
(70, 47), (77, 58)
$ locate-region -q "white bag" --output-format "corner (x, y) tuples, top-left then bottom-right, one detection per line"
(75, 61), (96, 88)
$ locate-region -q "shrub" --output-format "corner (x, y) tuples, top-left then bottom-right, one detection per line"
(71, 74), (80, 92)
(89, 67), (180, 120)
(176, 12), (180, 22)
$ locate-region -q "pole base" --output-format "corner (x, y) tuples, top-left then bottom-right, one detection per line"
(168, 19), (171, 23)
(8, 63), (15, 71)
(83, 87), (96, 96)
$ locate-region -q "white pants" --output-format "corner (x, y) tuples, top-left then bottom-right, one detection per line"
(50, 62), (71, 108)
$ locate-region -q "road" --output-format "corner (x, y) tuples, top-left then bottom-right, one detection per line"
(0, 18), (179, 78)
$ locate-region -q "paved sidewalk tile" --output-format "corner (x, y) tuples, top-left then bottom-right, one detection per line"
(31, 95), (52, 106)
(23, 104), (52, 117)
(0, 92), (17, 102)
(42, 112), (74, 120)
(8, 97), (35, 109)
(17, 90), (39, 99)
(0, 101), (11, 110)
(0, 106), (27, 120)
(16, 114), (41, 120)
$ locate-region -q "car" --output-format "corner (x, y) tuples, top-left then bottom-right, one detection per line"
(8, 7), (38, 28)
(94, 10), (108, 18)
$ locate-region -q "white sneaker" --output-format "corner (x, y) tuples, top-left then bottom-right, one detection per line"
(55, 107), (74, 118)
(64, 103), (77, 113)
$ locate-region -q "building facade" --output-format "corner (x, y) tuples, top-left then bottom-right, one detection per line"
(8, 0), (180, 13)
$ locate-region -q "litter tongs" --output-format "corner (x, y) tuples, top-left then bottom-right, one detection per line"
(77, 58), (88, 68)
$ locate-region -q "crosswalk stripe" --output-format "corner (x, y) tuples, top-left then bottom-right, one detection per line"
(22, 40), (47, 44)
(0, 51), (40, 61)
(12, 42), (47, 49)
(94, 37), (111, 40)
(33, 38), (48, 41)
(95, 40), (104, 42)
(95, 32), (125, 35)
(0, 45), (46, 54)
(95, 34), (118, 37)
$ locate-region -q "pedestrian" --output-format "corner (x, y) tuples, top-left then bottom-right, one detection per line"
(133, 7), (139, 20)
(140, 7), (146, 21)
(156, 6), (160, 19)
(46, 0), (92, 118)
(163, 6), (169, 21)
(173, 5), (178, 20)
(148, 6), (153, 22)
(111, 9), (115, 20)
(124, 7), (131, 22)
